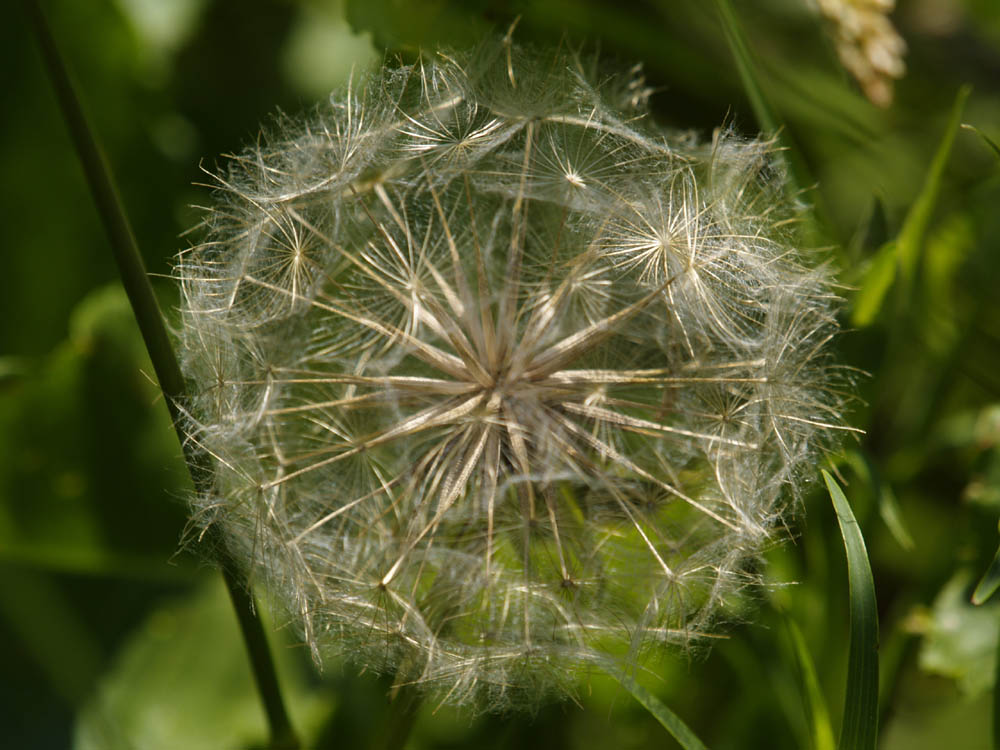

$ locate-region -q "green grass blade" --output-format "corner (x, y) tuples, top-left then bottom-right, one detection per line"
(606, 668), (710, 750)
(994, 621), (1000, 750)
(973, 534), (1000, 606)
(962, 123), (1000, 160)
(853, 85), (971, 326)
(714, 0), (778, 136)
(785, 617), (837, 750)
(851, 242), (899, 328)
(712, 0), (824, 234)
(846, 451), (914, 551)
(822, 471), (879, 750)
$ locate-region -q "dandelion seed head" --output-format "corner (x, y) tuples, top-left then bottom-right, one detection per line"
(175, 39), (849, 710)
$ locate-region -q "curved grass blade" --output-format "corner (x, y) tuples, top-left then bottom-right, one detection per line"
(973, 532), (1000, 606)
(785, 616), (836, 750)
(23, 2), (298, 746)
(962, 123), (1000, 160)
(853, 85), (971, 326)
(606, 668), (710, 750)
(846, 451), (914, 551)
(822, 470), (879, 750)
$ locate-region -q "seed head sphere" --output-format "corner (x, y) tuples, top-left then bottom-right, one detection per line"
(175, 40), (847, 708)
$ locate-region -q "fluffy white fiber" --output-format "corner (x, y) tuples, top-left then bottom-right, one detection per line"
(174, 39), (848, 709)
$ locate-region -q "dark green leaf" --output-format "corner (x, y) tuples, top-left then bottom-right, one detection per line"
(823, 470), (879, 750)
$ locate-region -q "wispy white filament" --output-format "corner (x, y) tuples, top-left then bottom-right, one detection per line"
(175, 40), (849, 709)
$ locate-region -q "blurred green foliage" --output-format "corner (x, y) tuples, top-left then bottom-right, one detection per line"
(4, 0), (1000, 748)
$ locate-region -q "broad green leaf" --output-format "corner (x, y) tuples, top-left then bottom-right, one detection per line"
(74, 579), (331, 750)
(823, 470), (879, 750)
(894, 85), (971, 283)
(0, 542), (195, 581)
(284, 2), (378, 98)
(852, 85), (971, 326)
(345, 0), (492, 49)
(920, 570), (999, 695)
(0, 566), (103, 704)
(605, 668), (709, 750)
(0, 286), (189, 575)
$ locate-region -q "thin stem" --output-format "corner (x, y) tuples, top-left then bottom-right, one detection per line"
(712, 0), (825, 239)
(23, 2), (298, 747)
(224, 570), (300, 750)
(712, 0), (811, 198)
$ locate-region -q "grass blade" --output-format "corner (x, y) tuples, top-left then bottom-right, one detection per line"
(606, 668), (710, 750)
(714, 0), (778, 136)
(846, 451), (914, 551)
(712, 0), (825, 236)
(822, 470), (879, 750)
(962, 123), (1000, 160)
(785, 617), (837, 750)
(994, 620), (1000, 750)
(853, 85), (971, 326)
(973, 535), (1000, 606)
(23, 3), (298, 746)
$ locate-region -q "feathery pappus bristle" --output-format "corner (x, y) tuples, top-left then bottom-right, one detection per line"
(174, 39), (853, 710)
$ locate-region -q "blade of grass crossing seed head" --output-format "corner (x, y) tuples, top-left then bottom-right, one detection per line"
(605, 668), (710, 750)
(713, 0), (791, 188)
(853, 86), (971, 326)
(893, 85), (970, 284)
(822, 470), (879, 750)
(712, 0), (826, 238)
(714, 0), (779, 136)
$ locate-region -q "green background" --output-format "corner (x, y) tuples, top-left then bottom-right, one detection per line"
(3, 0), (1000, 748)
